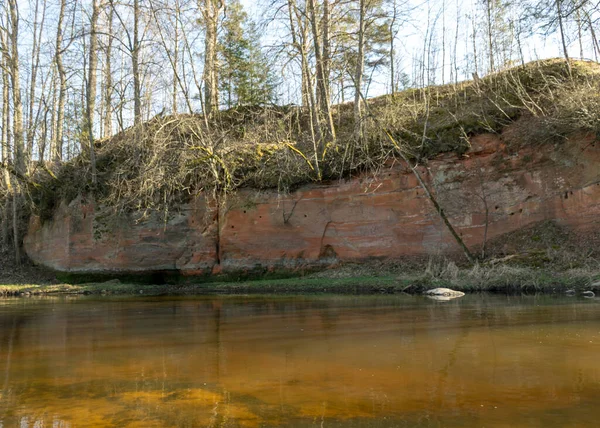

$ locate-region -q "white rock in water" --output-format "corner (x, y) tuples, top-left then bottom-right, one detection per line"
(426, 295), (458, 302)
(424, 288), (465, 297)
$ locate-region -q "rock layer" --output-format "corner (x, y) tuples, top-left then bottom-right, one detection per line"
(24, 132), (600, 276)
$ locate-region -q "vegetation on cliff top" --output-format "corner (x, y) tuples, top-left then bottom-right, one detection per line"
(23, 59), (600, 222)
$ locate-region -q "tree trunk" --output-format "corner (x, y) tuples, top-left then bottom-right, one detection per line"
(321, 0), (331, 103)
(287, 1), (308, 106)
(103, 4), (114, 138)
(441, 0), (446, 83)
(307, 0), (321, 108)
(8, 0), (26, 175)
(485, 0), (494, 73)
(133, 0), (142, 124)
(1, 42), (11, 247)
(8, 0), (25, 263)
(202, 0), (221, 115)
(53, 0), (66, 161)
(353, 0), (366, 140)
(12, 189), (20, 264)
(287, 0), (321, 175)
(2, 11), (20, 262)
(87, 0), (99, 184)
(38, 98), (49, 161)
(149, 0), (193, 114)
(555, 0), (570, 70)
(585, 10), (600, 62)
(576, 7), (583, 59)
(288, 0), (310, 109)
(308, 0), (335, 142)
(471, 6), (479, 77)
(173, 15), (179, 114)
(27, 0), (41, 160)
(453, 0), (460, 84)
(27, 0), (47, 163)
(1, 32), (10, 165)
(389, 0), (398, 93)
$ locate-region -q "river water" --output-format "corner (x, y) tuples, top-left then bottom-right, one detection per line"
(0, 294), (599, 427)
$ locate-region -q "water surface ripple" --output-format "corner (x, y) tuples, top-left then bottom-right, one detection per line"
(0, 294), (599, 427)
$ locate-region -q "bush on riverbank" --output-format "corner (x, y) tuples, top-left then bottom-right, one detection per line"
(2, 262), (599, 297)
(415, 260), (599, 293)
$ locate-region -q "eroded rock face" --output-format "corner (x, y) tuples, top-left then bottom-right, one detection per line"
(24, 131), (600, 277)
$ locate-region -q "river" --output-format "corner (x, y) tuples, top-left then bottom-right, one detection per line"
(0, 294), (598, 427)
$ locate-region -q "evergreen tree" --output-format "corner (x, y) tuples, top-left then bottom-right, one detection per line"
(480, 0), (513, 72)
(219, 0), (277, 107)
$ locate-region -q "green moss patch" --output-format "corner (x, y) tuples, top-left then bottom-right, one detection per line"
(18, 59), (600, 224)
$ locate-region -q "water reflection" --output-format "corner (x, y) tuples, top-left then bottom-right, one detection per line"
(0, 294), (599, 427)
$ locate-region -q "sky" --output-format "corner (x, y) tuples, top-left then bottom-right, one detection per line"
(5, 0), (596, 132)
(238, 0), (582, 102)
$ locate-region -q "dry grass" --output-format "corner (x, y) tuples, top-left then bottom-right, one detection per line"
(5, 59), (600, 225)
(415, 259), (599, 293)
(416, 220), (600, 292)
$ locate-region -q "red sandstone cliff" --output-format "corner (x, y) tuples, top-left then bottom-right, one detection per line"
(23, 131), (600, 276)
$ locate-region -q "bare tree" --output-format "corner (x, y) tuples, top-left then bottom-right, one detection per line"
(4, 0), (25, 263)
(556, 0), (571, 66)
(86, 0), (100, 184)
(354, 0), (366, 139)
(148, 0), (194, 114)
(52, 0), (67, 161)
(389, 0), (400, 93)
(27, 0), (47, 161)
(1, 28), (11, 248)
(482, 0), (495, 72)
(7, 0), (25, 175)
(286, 0), (322, 175)
(133, 0), (142, 123)
(103, 3), (114, 138)
(200, 0), (223, 115)
(308, 0), (336, 141)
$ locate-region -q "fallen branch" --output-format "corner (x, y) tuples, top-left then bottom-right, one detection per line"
(355, 91), (475, 264)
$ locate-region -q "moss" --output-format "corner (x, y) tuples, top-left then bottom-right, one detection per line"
(14, 59), (600, 224)
(521, 154), (533, 164)
(54, 271), (180, 285)
(53, 263), (330, 286)
(3, 265), (599, 297)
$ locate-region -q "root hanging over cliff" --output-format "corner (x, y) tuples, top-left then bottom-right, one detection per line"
(3, 58), (599, 229)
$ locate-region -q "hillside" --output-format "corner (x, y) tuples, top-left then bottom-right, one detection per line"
(25, 59), (600, 222)
(0, 58), (595, 287)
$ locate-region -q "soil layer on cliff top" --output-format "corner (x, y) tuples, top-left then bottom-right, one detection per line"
(17, 58), (600, 222)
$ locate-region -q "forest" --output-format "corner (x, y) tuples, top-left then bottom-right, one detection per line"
(2, 0), (600, 264)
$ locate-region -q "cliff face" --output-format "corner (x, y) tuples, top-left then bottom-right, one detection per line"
(23, 131), (600, 276)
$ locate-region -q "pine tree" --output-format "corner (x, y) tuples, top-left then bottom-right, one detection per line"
(480, 0), (512, 73)
(242, 22), (278, 105)
(219, 0), (277, 107)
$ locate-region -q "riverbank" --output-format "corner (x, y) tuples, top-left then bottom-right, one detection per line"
(2, 259), (599, 297)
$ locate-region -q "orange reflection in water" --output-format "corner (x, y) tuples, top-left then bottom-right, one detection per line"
(0, 294), (599, 427)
